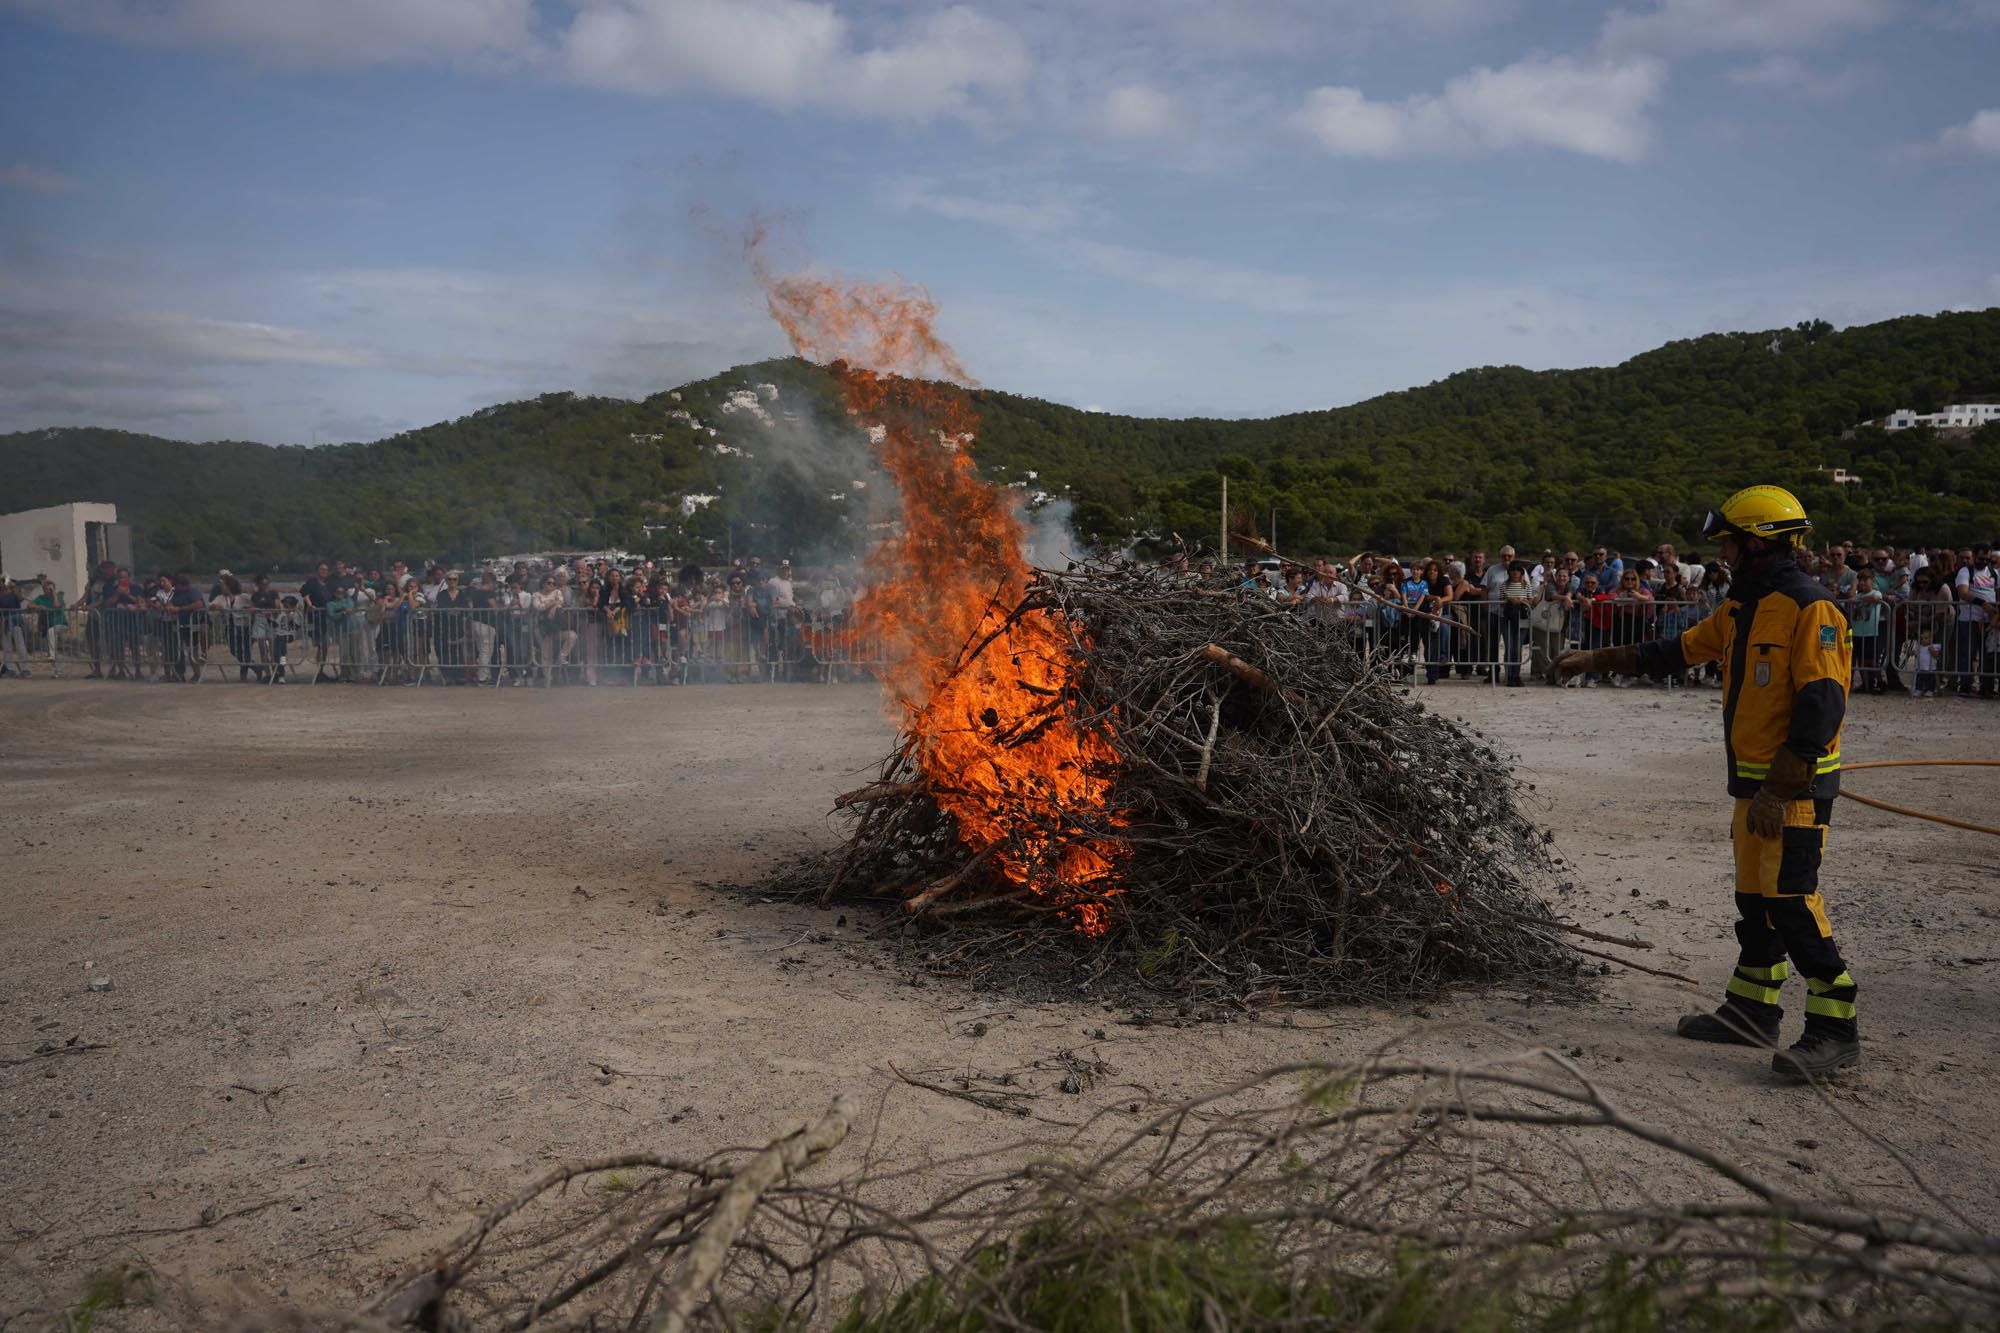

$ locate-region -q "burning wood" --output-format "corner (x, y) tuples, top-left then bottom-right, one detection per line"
(751, 248), (1579, 1002)
(805, 562), (1585, 1003)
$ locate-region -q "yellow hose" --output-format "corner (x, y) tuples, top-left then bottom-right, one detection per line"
(1836, 760), (2000, 838)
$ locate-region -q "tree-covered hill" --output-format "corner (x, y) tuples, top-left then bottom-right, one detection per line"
(3, 308), (1995, 573)
(971, 307), (2000, 555)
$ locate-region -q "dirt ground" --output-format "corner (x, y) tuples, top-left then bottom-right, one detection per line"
(2, 677), (1996, 1320)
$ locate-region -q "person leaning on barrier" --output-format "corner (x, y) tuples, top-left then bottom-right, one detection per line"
(431, 570), (473, 683)
(1847, 565), (1888, 694)
(0, 577), (30, 678)
(500, 573), (535, 684)
(1550, 485), (1860, 1081)
(211, 573), (253, 683)
(248, 574), (279, 683)
(1528, 568), (1570, 683)
(1652, 562), (1694, 687)
(168, 574), (208, 683)
(468, 570), (504, 685)
(32, 578), (67, 677)
(104, 572), (145, 679)
(79, 559), (116, 677)
(1902, 567), (1953, 692)
(1951, 547), (1998, 699)
(1868, 548), (1907, 599)
(532, 575), (574, 686)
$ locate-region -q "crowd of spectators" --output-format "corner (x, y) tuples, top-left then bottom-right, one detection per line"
(1189, 539), (2000, 698)
(0, 553), (858, 686)
(3, 540), (1995, 698)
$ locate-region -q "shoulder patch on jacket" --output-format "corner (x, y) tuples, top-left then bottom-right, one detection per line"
(1819, 623), (1837, 647)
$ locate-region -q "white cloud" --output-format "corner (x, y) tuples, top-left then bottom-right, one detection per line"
(0, 0), (538, 67)
(558, 0), (1028, 121)
(1098, 83), (1179, 139)
(1726, 54), (1875, 99)
(883, 178), (1096, 236)
(1599, 0), (1894, 57)
(3, 0), (1026, 124)
(1939, 108), (2000, 153)
(0, 253), (787, 440)
(874, 177), (1338, 315)
(1152, 0), (1503, 54)
(1294, 56), (1666, 162)
(1, 162), (76, 193)
(0, 307), (404, 371)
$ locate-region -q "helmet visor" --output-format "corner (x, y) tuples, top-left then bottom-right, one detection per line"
(1700, 509), (1733, 540)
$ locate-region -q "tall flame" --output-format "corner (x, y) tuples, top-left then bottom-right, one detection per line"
(757, 251), (1121, 932)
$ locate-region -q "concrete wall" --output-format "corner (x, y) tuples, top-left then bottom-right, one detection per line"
(0, 502), (120, 602)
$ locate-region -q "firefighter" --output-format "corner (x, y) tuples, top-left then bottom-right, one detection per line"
(1550, 486), (1859, 1079)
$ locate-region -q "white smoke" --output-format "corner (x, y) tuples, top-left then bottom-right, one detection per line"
(1020, 496), (1077, 570)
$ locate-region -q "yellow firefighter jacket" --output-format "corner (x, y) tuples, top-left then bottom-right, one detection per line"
(1636, 559), (1850, 798)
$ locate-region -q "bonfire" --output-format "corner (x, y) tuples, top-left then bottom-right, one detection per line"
(757, 258), (1581, 1004)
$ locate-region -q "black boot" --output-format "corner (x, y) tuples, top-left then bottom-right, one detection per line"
(1688, 904), (1789, 1046)
(1677, 1005), (1780, 1046)
(1773, 1026), (1860, 1080)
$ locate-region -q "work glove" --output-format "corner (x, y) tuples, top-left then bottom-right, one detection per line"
(1745, 747), (1814, 839)
(1547, 645), (1635, 684)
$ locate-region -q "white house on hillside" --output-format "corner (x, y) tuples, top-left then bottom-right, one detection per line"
(1881, 403), (2000, 430)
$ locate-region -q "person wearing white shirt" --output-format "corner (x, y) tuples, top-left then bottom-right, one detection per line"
(818, 573), (850, 621)
(1302, 563), (1347, 627)
(1481, 546), (1514, 603)
(767, 563), (796, 610)
(531, 576), (574, 685)
(1952, 549), (1998, 697)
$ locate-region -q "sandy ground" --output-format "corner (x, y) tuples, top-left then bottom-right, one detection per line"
(2, 677), (1996, 1320)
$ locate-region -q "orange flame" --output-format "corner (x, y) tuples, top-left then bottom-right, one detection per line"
(756, 248), (1122, 931)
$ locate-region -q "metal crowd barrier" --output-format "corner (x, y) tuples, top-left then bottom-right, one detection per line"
(1315, 592), (1995, 694)
(1863, 596), (1996, 695)
(8, 604), (893, 686)
(7, 595), (1990, 694)
(1313, 597), (1711, 685)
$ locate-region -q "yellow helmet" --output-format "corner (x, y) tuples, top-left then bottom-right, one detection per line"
(1701, 485), (1812, 546)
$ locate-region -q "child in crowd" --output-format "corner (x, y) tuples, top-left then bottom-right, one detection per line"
(272, 595), (302, 684)
(1847, 567), (1886, 693)
(1899, 628), (1939, 697)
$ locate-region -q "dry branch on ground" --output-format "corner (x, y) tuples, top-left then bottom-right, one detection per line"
(185, 1052), (2000, 1331)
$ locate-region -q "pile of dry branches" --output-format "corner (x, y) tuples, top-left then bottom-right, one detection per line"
(200, 1051), (2000, 1331)
(805, 561), (1583, 1004)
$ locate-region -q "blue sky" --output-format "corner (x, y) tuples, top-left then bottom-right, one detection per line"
(2, 0), (1997, 443)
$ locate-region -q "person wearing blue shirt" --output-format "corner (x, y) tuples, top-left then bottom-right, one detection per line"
(168, 574), (208, 682)
(1398, 568), (1429, 674)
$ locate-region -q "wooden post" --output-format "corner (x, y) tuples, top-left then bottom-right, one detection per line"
(1219, 475), (1229, 564)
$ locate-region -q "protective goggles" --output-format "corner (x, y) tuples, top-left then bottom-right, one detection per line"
(1699, 510), (1738, 540)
